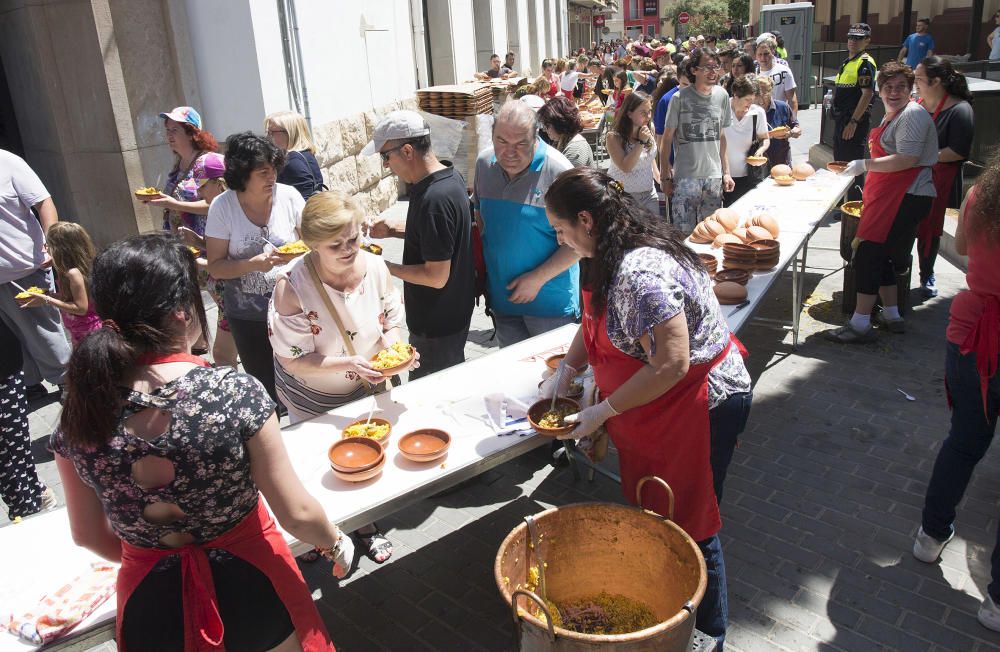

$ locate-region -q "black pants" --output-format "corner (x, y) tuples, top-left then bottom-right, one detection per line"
(833, 115), (870, 202)
(122, 552), (294, 651)
(723, 175), (759, 208)
(852, 193), (933, 295)
(228, 316), (278, 404)
(919, 235), (941, 284)
(0, 371), (44, 518)
(407, 327), (469, 381)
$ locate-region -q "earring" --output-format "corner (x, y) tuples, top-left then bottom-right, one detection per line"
(587, 229), (592, 236)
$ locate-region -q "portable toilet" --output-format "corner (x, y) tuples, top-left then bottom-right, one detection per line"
(759, 2), (814, 109)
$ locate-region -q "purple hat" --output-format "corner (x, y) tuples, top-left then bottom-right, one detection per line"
(192, 153), (225, 187)
(159, 106), (202, 130)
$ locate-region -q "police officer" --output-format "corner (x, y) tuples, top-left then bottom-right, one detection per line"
(832, 23), (877, 201)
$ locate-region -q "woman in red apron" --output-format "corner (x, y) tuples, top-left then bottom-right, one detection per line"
(913, 155), (1000, 632)
(542, 167), (753, 650)
(52, 235), (349, 651)
(828, 61), (938, 343)
(913, 57), (975, 299)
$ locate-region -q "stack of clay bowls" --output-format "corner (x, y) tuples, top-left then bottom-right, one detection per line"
(749, 239), (780, 270)
(698, 253), (719, 279)
(690, 208), (781, 250)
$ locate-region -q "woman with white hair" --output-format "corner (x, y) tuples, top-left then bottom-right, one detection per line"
(265, 111), (325, 200)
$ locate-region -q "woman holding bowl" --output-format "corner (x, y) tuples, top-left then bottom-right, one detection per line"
(722, 75), (770, 206)
(140, 107), (218, 239)
(541, 167), (753, 649)
(269, 191), (416, 564)
(754, 75), (800, 170)
(829, 61), (938, 343)
(205, 133), (305, 402)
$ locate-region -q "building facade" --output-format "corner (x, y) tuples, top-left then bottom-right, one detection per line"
(0, 0), (570, 246)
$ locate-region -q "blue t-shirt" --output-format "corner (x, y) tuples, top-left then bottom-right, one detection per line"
(472, 140), (579, 318)
(764, 99), (797, 168)
(654, 86), (680, 135)
(902, 33), (935, 69)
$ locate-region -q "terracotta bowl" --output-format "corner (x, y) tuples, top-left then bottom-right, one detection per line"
(698, 253), (718, 270)
(745, 156), (768, 167)
(722, 243), (757, 255)
(714, 269), (751, 285)
(527, 397), (581, 438)
(341, 417), (392, 447)
(328, 437), (385, 473)
(370, 344), (416, 377)
(722, 260), (758, 272)
(840, 201), (863, 218)
(398, 429), (452, 462)
(748, 239), (780, 252)
(133, 190), (161, 201)
(332, 456), (385, 483)
(545, 354), (566, 371)
(774, 176), (796, 187)
(827, 161), (849, 173)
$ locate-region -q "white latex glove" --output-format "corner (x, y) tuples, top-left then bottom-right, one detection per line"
(538, 361), (578, 399)
(559, 399), (619, 440)
(331, 532), (355, 579)
(840, 159), (867, 177)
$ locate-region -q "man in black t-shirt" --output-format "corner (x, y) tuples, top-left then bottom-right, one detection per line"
(363, 111), (475, 380)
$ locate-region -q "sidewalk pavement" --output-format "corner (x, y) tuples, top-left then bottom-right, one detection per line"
(6, 106), (1000, 652)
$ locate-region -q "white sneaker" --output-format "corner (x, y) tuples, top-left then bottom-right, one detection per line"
(912, 526), (953, 563)
(40, 487), (58, 511)
(979, 595), (1000, 632)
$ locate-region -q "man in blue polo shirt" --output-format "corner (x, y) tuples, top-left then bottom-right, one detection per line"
(899, 18), (935, 69)
(473, 101), (578, 347)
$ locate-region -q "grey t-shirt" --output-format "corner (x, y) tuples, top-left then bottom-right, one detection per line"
(664, 85), (733, 179)
(561, 133), (595, 168)
(880, 101), (938, 197)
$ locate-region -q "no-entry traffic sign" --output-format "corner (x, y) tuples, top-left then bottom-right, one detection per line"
(678, 12), (691, 24)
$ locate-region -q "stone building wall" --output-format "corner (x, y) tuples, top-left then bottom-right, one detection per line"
(312, 96), (421, 216)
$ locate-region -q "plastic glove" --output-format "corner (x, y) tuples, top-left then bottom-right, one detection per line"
(538, 361), (578, 399)
(840, 159), (867, 177)
(331, 532), (355, 579)
(559, 399), (619, 440)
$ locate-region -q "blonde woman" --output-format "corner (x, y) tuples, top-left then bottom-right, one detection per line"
(265, 111), (325, 200)
(268, 191), (415, 563)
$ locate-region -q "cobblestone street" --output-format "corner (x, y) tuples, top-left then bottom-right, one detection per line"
(8, 108), (1000, 652)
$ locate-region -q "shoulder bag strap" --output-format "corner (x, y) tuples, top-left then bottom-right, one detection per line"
(304, 253), (374, 392)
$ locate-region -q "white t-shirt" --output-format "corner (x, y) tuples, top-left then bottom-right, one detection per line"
(204, 183), (304, 321)
(723, 104), (769, 178)
(0, 150), (50, 284)
(560, 71), (580, 92)
(759, 62), (797, 103)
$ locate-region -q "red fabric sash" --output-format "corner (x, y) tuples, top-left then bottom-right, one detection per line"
(116, 499), (334, 652)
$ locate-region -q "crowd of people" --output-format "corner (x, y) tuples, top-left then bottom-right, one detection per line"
(0, 20), (998, 652)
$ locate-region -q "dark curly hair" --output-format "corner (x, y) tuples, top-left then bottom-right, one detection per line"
(686, 48), (721, 84)
(966, 149), (1000, 244)
(60, 234), (208, 448)
(877, 60), (915, 89)
(536, 96), (583, 147)
(544, 167), (701, 315)
(223, 132), (285, 192)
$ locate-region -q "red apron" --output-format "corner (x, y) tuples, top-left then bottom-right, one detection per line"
(857, 107), (924, 244)
(581, 291), (743, 542)
(956, 293), (1000, 415)
(917, 97), (961, 257)
(118, 353), (334, 652)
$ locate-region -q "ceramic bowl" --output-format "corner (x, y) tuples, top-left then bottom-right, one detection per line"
(332, 456), (385, 483)
(748, 239), (780, 252)
(341, 417), (392, 447)
(827, 161), (849, 173)
(698, 253), (718, 271)
(370, 344), (416, 377)
(714, 269), (751, 285)
(527, 397), (581, 437)
(133, 190), (161, 201)
(840, 201), (863, 218)
(545, 354), (566, 371)
(328, 437), (385, 474)
(745, 156), (768, 167)
(398, 429), (452, 462)
(774, 176), (796, 186)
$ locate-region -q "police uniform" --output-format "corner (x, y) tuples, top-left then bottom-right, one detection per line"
(832, 49), (877, 162)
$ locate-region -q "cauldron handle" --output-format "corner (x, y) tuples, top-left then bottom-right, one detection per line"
(511, 589), (557, 643)
(636, 476), (675, 520)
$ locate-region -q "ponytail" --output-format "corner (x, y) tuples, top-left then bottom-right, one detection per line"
(58, 234), (207, 449)
(921, 56), (973, 103)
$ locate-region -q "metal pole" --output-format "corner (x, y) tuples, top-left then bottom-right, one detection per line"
(287, 0), (311, 129)
(829, 0), (837, 42)
(860, 0), (869, 25)
(970, 0), (985, 60)
(902, 0), (912, 42)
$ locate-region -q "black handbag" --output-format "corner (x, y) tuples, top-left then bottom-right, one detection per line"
(746, 114), (767, 183)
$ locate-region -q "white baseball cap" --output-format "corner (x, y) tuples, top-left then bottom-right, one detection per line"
(520, 95), (545, 111)
(361, 110), (431, 156)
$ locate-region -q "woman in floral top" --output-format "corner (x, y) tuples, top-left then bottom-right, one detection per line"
(540, 167), (752, 650)
(269, 191), (414, 564)
(52, 234), (349, 651)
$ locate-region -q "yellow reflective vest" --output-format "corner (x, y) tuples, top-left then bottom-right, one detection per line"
(836, 52), (876, 87)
